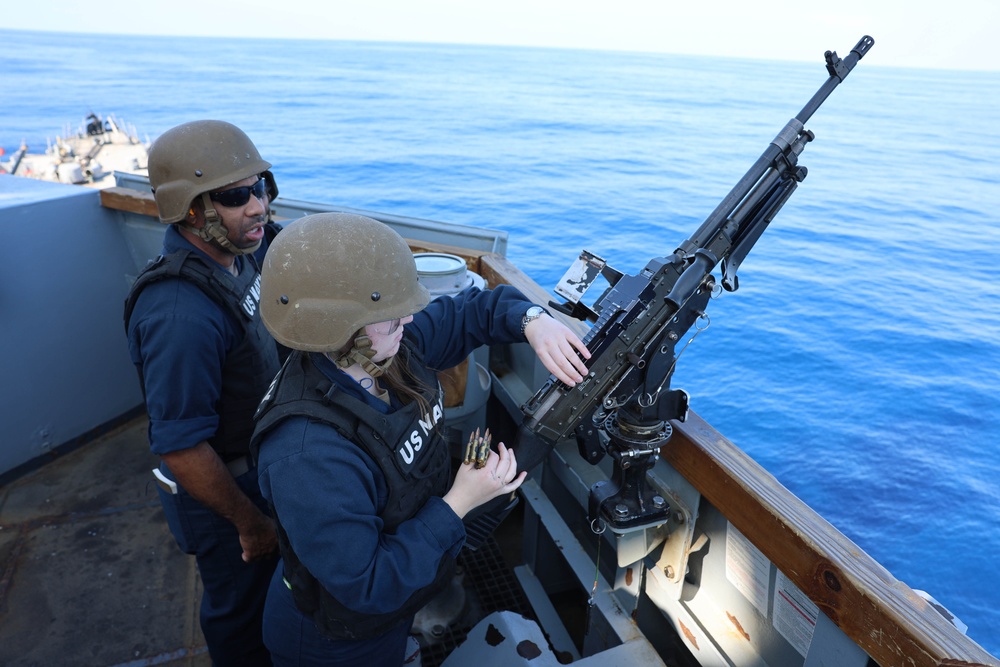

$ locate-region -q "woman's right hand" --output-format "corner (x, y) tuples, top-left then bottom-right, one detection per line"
(443, 442), (526, 519)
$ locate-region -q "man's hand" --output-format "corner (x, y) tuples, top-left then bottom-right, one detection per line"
(161, 442), (278, 562)
(524, 314), (591, 386)
(237, 510), (279, 563)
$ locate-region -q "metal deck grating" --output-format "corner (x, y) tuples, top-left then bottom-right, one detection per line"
(419, 536), (534, 667)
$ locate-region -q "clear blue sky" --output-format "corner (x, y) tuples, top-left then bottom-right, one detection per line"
(3, 0), (997, 71)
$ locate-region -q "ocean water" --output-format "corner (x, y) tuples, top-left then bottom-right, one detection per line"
(3, 29), (999, 657)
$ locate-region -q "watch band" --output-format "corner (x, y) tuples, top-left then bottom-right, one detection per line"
(520, 305), (546, 336)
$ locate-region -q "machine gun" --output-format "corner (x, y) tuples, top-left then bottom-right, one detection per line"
(520, 36), (874, 534)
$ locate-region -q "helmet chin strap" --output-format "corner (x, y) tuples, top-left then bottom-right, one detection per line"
(186, 193), (261, 256)
(333, 334), (394, 378)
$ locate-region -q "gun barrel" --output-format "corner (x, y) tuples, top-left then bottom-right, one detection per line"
(684, 116), (798, 250)
(521, 36), (874, 447)
(798, 35), (874, 123)
(684, 35), (874, 257)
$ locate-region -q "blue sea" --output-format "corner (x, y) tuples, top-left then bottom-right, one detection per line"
(3, 29), (998, 657)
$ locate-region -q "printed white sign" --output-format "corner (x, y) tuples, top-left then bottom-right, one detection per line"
(724, 523), (770, 615)
(773, 570), (819, 657)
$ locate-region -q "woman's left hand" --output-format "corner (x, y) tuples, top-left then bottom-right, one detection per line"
(444, 442), (526, 519)
(524, 314), (591, 386)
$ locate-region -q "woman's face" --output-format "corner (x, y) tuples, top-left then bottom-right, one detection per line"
(363, 315), (414, 362)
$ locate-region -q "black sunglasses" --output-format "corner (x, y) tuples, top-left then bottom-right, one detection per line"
(209, 178), (267, 208)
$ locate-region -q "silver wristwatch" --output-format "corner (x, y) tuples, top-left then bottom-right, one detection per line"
(520, 305), (546, 336)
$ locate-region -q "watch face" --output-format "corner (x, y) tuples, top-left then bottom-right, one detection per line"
(527, 306), (543, 317)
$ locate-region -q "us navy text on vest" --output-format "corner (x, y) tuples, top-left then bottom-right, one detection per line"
(398, 399), (444, 467)
(241, 273), (262, 318)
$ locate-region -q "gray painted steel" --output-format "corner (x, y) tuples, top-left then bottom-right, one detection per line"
(0, 175), (143, 477)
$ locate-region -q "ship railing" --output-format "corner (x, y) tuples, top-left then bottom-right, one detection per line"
(97, 183), (999, 667)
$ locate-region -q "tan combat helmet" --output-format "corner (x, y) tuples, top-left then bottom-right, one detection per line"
(147, 120), (278, 254)
(260, 212), (431, 356)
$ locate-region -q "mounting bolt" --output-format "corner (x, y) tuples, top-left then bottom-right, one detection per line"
(615, 503), (630, 517)
(664, 565), (675, 580)
(652, 495), (666, 509)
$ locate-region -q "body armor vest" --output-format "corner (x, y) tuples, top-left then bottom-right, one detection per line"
(125, 248), (280, 458)
(250, 345), (454, 639)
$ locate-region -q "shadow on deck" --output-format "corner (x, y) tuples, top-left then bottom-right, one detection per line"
(0, 415), (537, 667)
(0, 416), (211, 667)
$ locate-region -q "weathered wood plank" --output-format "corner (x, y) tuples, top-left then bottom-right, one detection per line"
(99, 186), (159, 218)
(668, 413), (998, 667)
(477, 253), (588, 334)
(100, 187), (996, 666)
(99, 189), (498, 277)
(480, 247), (996, 666)
(406, 240), (493, 275)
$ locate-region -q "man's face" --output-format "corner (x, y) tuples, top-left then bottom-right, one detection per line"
(207, 175), (269, 251)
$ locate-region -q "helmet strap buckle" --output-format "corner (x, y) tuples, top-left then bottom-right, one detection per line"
(333, 334), (394, 378)
(185, 193), (259, 257)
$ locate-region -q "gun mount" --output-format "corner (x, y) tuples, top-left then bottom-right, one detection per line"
(521, 36), (874, 537)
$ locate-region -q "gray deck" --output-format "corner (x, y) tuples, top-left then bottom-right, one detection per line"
(0, 415), (534, 667)
(0, 416), (211, 667)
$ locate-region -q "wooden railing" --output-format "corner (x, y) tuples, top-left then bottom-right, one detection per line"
(101, 187), (998, 667)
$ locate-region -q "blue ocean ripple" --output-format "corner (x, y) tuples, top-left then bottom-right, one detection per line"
(3, 29), (999, 657)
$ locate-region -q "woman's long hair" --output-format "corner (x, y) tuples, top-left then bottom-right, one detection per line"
(335, 332), (435, 417)
(381, 343), (434, 418)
